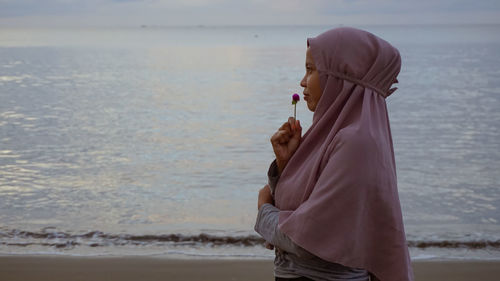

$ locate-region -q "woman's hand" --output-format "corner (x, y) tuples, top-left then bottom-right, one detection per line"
(258, 184), (274, 210)
(270, 117), (302, 174)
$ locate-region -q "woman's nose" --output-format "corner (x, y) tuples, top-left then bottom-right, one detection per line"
(300, 75), (306, 87)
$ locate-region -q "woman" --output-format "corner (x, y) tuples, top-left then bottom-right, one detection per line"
(254, 27), (414, 281)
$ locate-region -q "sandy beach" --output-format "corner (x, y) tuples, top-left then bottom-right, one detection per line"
(0, 255), (499, 281)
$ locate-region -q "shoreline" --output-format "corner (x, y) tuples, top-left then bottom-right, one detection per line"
(1, 255), (500, 281)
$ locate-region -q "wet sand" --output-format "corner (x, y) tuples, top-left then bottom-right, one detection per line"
(0, 255), (499, 281)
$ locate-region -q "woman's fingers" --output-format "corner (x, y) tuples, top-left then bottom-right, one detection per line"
(258, 184), (274, 210)
(278, 118), (301, 137)
(270, 118), (302, 171)
(293, 119), (302, 138)
(277, 131), (290, 144)
(272, 127), (293, 143)
(279, 121), (290, 131)
(272, 118), (301, 147)
(288, 117), (296, 132)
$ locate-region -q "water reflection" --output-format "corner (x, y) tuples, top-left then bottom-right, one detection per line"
(0, 26), (499, 250)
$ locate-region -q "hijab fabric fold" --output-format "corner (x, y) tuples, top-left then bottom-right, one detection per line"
(274, 27), (414, 281)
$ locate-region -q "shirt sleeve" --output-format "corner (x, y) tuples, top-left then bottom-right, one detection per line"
(254, 203), (315, 259)
(267, 159), (280, 197)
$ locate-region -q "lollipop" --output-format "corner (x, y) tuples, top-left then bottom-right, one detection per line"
(292, 93), (300, 120)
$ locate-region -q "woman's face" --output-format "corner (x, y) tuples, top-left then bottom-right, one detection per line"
(300, 47), (322, 112)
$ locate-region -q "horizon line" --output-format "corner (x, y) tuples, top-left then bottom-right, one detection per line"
(2, 22), (500, 29)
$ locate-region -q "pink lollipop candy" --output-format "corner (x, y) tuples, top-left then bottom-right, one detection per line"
(292, 93), (300, 120)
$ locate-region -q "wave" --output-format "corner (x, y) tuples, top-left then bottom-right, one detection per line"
(1, 228), (500, 250)
(0, 228), (263, 247)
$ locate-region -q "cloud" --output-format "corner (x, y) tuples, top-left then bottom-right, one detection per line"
(0, 0), (499, 26)
(316, 0), (500, 15)
(0, 0), (104, 17)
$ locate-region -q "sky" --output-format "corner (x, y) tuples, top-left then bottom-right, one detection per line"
(1, 0), (499, 27)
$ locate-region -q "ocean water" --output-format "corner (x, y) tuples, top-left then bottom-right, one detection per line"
(1, 25), (500, 260)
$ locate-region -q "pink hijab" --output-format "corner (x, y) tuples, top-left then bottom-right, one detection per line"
(274, 27), (414, 281)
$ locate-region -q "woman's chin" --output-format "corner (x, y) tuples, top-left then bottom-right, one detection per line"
(306, 102), (316, 112)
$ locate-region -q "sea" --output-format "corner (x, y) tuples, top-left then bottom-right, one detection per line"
(1, 24), (499, 261)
